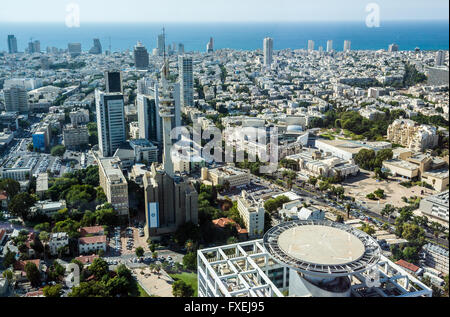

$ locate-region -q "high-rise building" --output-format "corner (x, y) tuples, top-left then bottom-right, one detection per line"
(344, 40), (351, 51)
(143, 107), (198, 239)
(326, 40), (333, 52)
(157, 31), (165, 56)
(68, 43), (82, 57)
(178, 43), (185, 54)
(206, 37), (214, 53)
(137, 93), (161, 144)
(89, 38), (102, 54)
(95, 89), (126, 157)
(178, 55), (194, 107)
(134, 41), (149, 69)
(28, 40), (40, 54)
(4, 86), (29, 113)
(7, 35), (18, 54)
(263, 37), (273, 67)
(388, 43), (399, 52)
(435, 50), (446, 66)
(105, 71), (123, 93)
(307, 40), (315, 51)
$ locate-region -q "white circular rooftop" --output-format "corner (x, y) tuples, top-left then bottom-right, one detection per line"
(263, 220), (381, 277)
(277, 225), (365, 266)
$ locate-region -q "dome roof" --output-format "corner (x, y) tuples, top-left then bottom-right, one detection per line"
(287, 125), (303, 132)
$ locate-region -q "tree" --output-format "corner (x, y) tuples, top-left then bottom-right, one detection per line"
(0, 178), (20, 198)
(25, 262), (41, 287)
(8, 192), (36, 220)
(43, 284), (62, 297)
(308, 176), (318, 188)
(354, 149), (376, 171)
(135, 247), (144, 258)
(360, 223), (375, 235)
(172, 280), (194, 297)
(51, 145), (66, 157)
(381, 204), (395, 219)
(152, 251), (158, 259)
(345, 204), (351, 219)
(374, 188), (385, 199)
(182, 252), (197, 271)
(3, 248), (16, 268)
(89, 258), (109, 279)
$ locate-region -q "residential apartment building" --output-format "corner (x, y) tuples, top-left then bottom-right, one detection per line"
(48, 232), (69, 256)
(63, 125), (89, 149)
(78, 235), (107, 255)
(420, 243), (449, 275)
(237, 190), (265, 238)
(387, 119), (439, 152)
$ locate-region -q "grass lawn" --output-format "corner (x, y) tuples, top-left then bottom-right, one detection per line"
(169, 272), (198, 297)
(137, 283), (150, 297)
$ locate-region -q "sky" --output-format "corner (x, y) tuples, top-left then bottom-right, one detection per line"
(0, 0), (448, 23)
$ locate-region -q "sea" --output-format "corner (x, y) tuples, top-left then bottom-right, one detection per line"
(0, 21), (448, 53)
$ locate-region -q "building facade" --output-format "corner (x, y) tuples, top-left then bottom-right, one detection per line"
(95, 89), (126, 157)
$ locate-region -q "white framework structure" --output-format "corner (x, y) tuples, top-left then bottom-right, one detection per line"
(197, 220), (432, 297)
(198, 240), (285, 297)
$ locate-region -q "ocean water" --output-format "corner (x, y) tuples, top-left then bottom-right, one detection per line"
(0, 21), (448, 53)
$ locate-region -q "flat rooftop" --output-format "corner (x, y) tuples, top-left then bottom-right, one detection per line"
(278, 225), (365, 266)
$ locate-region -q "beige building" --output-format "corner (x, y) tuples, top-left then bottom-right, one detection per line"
(36, 173), (48, 199)
(387, 119), (439, 152)
(98, 157), (129, 216)
(201, 166), (250, 188)
(237, 190), (265, 238)
(63, 125), (89, 149)
(383, 153), (449, 192)
(143, 164), (198, 239)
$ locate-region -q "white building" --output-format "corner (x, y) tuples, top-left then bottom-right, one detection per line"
(48, 232), (69, 256)
(237, 190), (265, 238)
(343, 40), (351, 51)
(326, 40), (333, 52)
(78, 235), (107, 255)
(4, 86), (29, 113)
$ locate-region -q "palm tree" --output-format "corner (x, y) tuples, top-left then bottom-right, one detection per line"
(39, 231), (49, 260)
(185, 240), (195, 253)
(345, 204), (351, 219)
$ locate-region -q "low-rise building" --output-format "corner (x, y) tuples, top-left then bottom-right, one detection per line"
(79, 226), (105, 237)
(201, 166), (250, 188)
(98, 157), (129, 216)
(78, 235), (107, 255)
(30, 200), (66, 216)
(419, 190), (449, 225)
(48, 232), (69, 256)
(420, 243), (449, 275)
